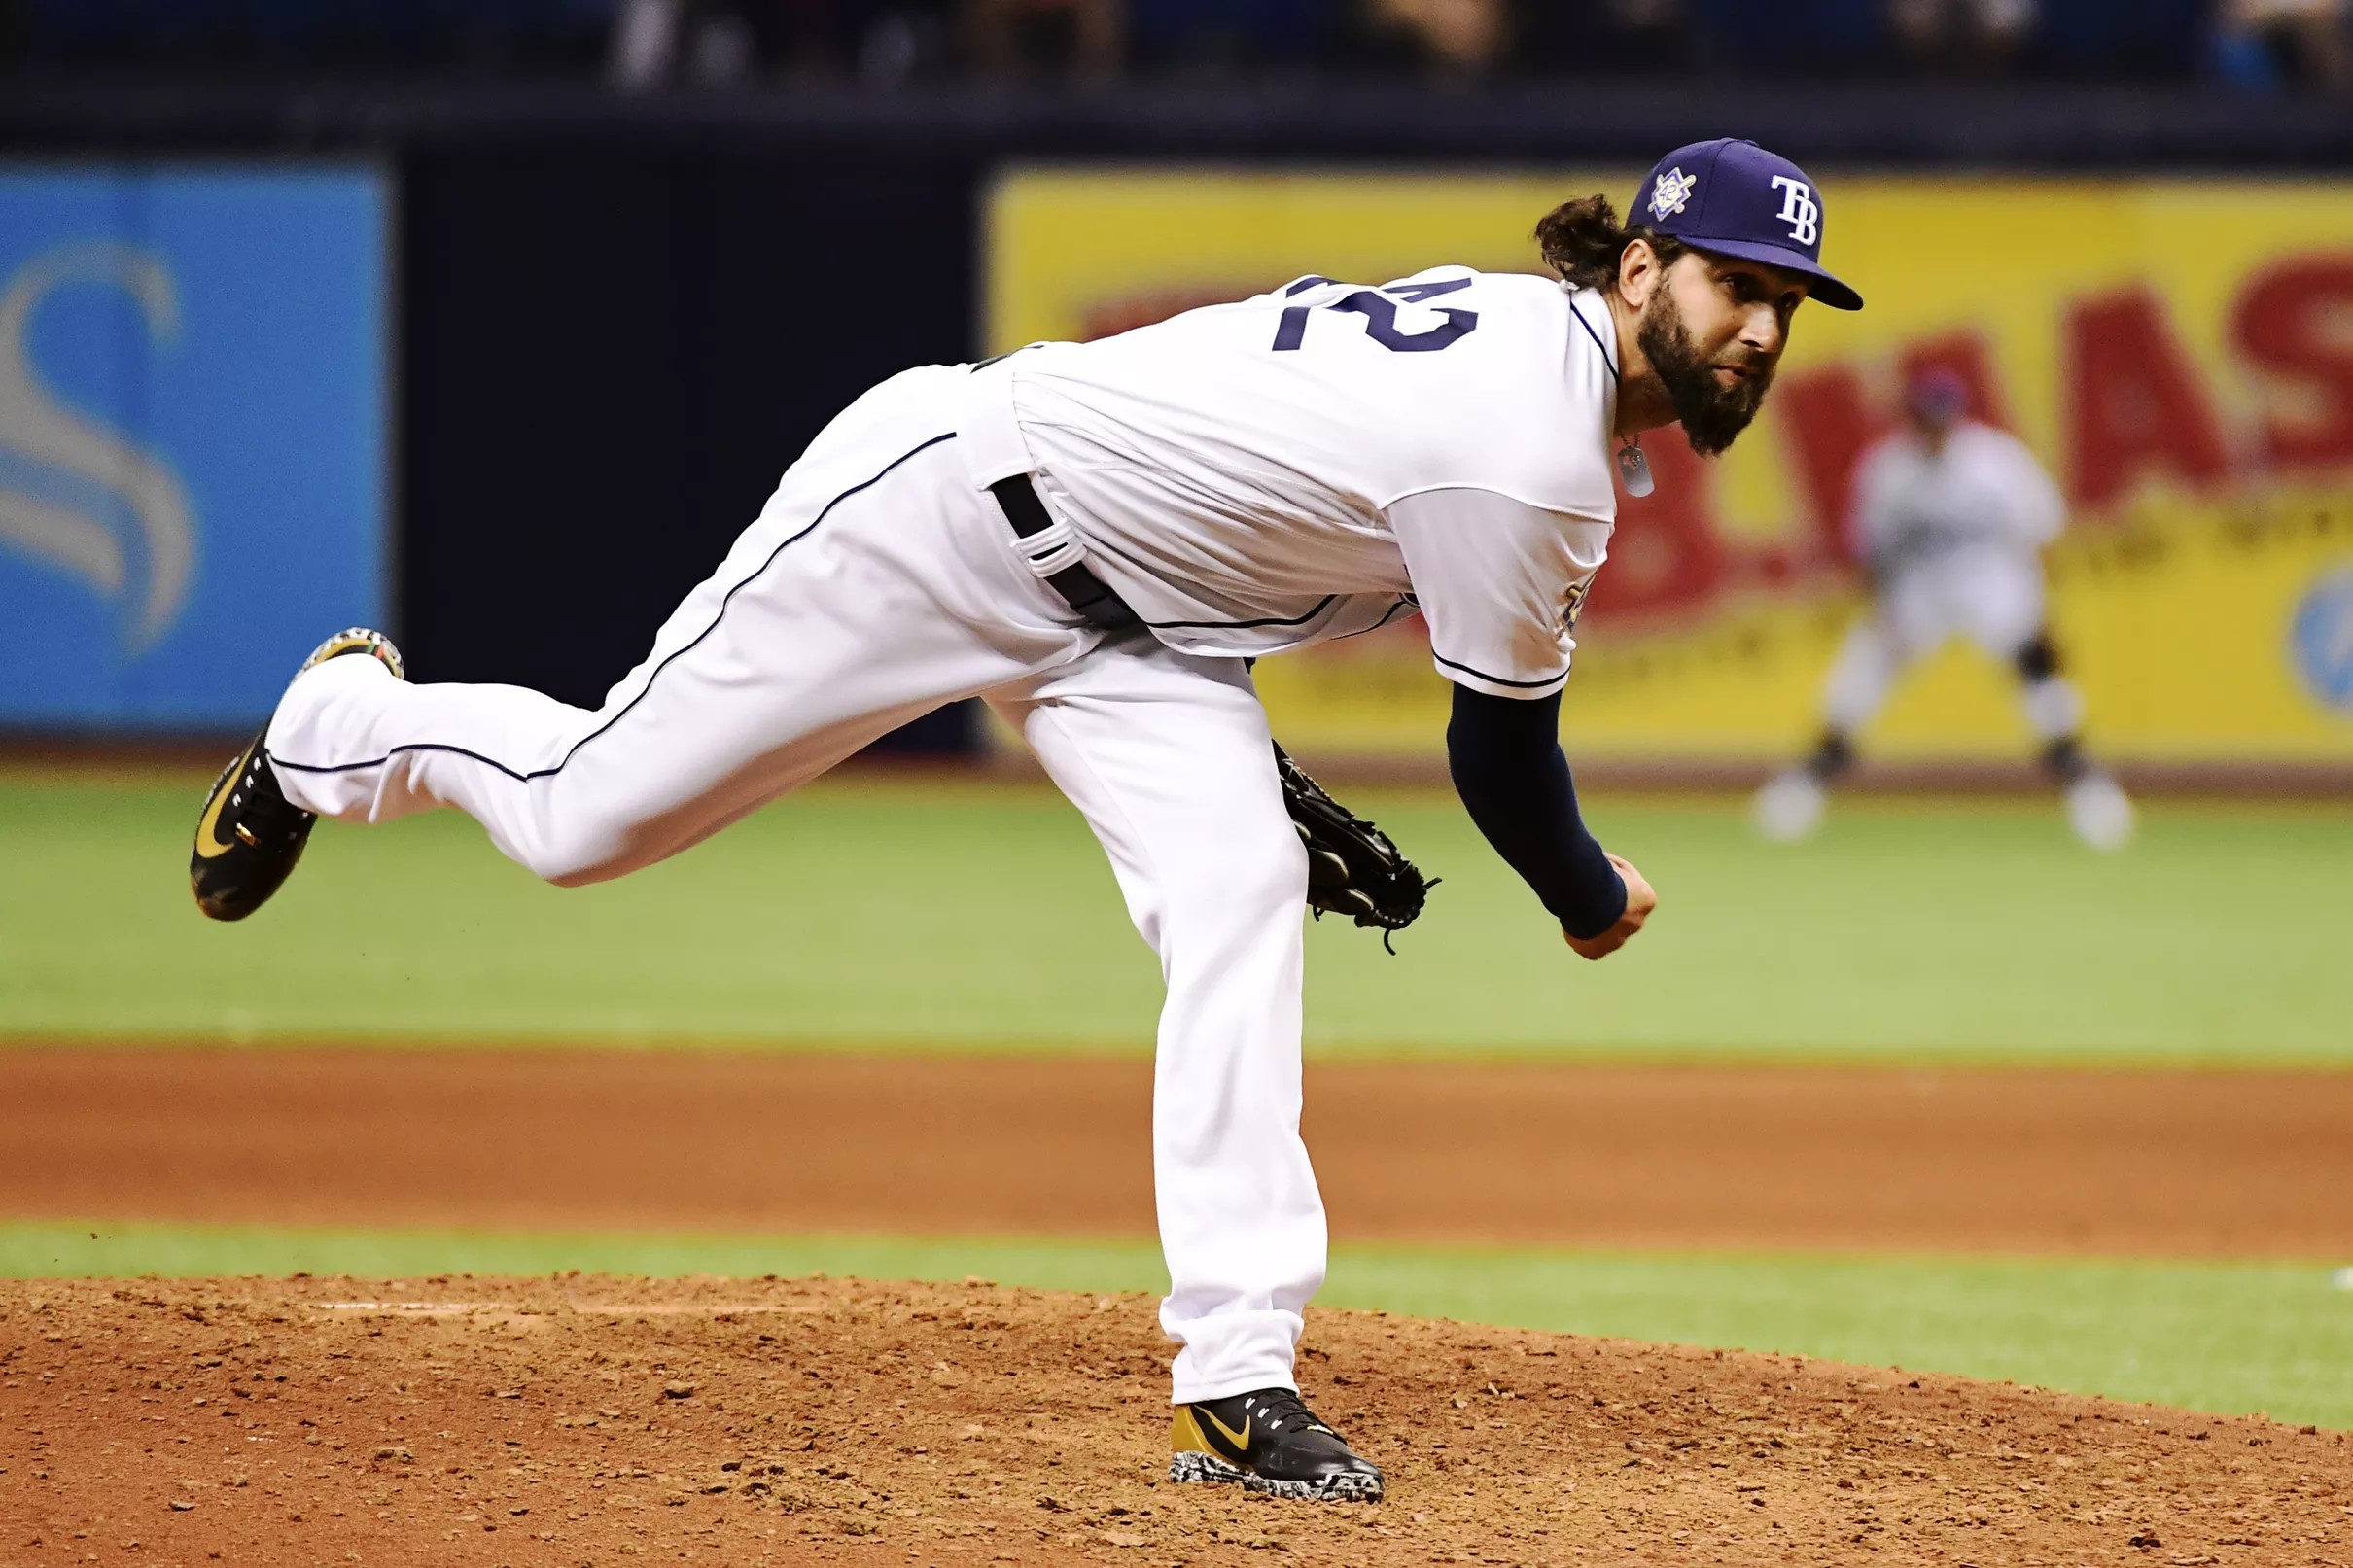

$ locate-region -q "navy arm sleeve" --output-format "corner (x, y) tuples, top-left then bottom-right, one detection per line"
(1446, 684), (1628, 940)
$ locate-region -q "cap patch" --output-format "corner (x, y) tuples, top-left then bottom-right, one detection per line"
(1648, 167), (1696, 223)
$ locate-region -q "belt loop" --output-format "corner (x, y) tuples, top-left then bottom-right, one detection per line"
(1011, 512), (1089, 581)
(988, 475), (1140, 632)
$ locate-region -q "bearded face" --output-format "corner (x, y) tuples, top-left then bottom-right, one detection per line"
(1635, 280), (1777, 457)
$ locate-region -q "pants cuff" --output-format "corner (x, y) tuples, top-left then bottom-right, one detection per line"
(1165, 1305), (1303, 1404)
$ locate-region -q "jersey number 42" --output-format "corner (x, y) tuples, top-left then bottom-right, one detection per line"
(1270, 276), (1480, 354)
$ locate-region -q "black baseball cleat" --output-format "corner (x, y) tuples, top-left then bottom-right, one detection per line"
(1170, 1387), (1385, 1502)
(190, 628), (404, 922)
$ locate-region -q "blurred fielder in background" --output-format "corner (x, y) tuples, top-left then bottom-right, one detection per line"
(1755, 367), (2136, 849)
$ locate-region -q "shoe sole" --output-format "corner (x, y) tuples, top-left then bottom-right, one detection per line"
(299, 626), (404, 680)
(1169, 1450), (1384, 1503)
(1169, 1451), (1244, 1488)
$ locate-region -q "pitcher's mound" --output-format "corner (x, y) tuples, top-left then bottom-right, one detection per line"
(3, 1274), (2345, 1566)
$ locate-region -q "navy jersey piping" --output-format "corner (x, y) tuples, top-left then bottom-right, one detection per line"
(1141, 593), (1341, 632)
(1432, 650), (1567, 689)
(1568, 293), (1619, 380)
(1332, 597), (1417, 640)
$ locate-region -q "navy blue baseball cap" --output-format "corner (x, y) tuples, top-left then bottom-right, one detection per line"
(1633, 138), (1863, 311)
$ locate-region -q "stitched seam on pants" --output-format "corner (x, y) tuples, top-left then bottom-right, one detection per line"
(274, 432), (961, 781)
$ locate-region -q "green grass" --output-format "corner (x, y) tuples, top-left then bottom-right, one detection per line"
(6, 773), (2352, 1061)
(7, 1219), (2349, 1428)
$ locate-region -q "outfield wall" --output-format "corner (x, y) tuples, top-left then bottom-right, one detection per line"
(0, 165), (387, 728)
(4, 119), (2351, 775)
(991, 170), (2353, 768)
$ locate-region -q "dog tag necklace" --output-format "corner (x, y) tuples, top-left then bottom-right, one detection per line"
(1570, 291), (1654, 497)
(1615, 438), (1654, 497)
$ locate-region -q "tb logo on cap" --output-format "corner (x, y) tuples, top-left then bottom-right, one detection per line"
(1771, 176), (1820, 247)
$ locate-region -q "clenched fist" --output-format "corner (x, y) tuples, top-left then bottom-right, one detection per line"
(1563, 854), (1656, 960)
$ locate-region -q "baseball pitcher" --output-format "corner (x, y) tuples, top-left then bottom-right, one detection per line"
(191, 137), (1859, 1503)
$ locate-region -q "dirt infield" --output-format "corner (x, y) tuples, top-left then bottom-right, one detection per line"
(7, 1047), (2353, 1563)
(6, 1274), (2350, 1568)
(4, 1046), (2352, 1256)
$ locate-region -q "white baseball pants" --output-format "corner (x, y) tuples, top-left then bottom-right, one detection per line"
(266, 365), (1326, 1403)
(1822, 548), (2081, 740)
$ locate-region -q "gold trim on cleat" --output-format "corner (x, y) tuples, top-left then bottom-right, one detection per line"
(188, 629), (402, 923)
(1170, 1399), (1385, 1504)
(1198, 1407), (1251, 1452)
(1172, 1403), (1249, 1464)
(191, 744), (256, 861)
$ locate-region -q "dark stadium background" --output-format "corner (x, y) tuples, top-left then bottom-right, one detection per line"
(9, 0), (2348, 749)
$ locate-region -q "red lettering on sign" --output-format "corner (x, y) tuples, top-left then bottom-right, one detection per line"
(1775, 364), (1881, 567)
(2230, 255), (2353, 473)
(2063, 287), (2230, 510)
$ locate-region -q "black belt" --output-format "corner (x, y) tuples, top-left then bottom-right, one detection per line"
(989, 474), (1140, 632)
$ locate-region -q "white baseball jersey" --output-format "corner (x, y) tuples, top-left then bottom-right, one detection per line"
(954, 266), (1621, 699)
(1849, 420), (2065, 573)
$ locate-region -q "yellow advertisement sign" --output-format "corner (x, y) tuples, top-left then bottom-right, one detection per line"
(988, 169), (2353, 761)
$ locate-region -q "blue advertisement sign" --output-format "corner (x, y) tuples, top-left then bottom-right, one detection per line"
(2292, 565), (2353, 716)
(0, 165), (386, 728)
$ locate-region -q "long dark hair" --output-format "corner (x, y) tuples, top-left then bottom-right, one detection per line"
(1534, 194), (1687, 294)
